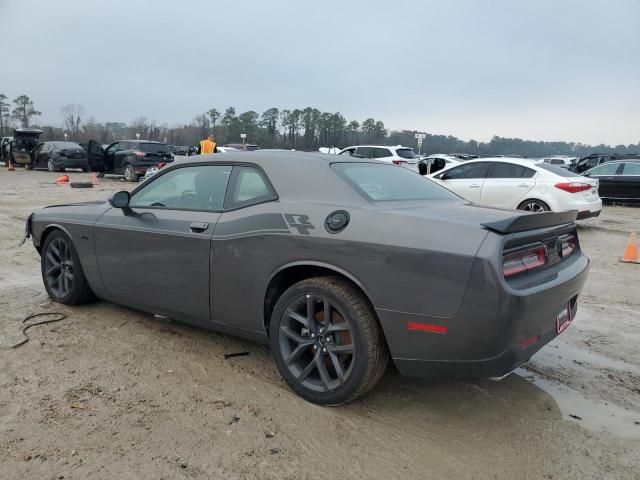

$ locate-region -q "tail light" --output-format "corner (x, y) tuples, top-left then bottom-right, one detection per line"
(559, 233), (577, 258)
(133, 151), (145, 159)
(157, 162), (167, 169)
(392, 160), (407, 166)
(554, 182), (592, 193)
(503, 245), (547, 277)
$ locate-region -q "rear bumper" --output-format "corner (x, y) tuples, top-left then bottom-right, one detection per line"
(57, 157), (89, 169)
(377, 248), (589, 379)
(576, 209), (601, 220)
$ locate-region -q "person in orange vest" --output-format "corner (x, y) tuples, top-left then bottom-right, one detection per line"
(199, 135), (218, 154)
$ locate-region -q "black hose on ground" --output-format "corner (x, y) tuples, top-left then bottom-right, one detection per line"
(11, 313), (68, 349)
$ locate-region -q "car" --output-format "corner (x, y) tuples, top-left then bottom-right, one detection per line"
(217, 146), (240, 153)
(29, 141), (89, 172)
(583, 158), (640, 203)
(9, 128), (42, 168)
(428, 157), (602, 219)
(338, 145), (420, 172)
(24, 151), (590, 405)
(86, 139), (174, 182)
(571, 153), (640, 174)
(170, 145), (191, 156)
(543, 156), (577, 169)
(1, 136), (13, 164)
(418, 154), (462, 175)
(224, 143), (260, 151)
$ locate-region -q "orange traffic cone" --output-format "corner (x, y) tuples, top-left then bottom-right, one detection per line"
(91, 172), (99, 185)
(620, 232), (639, 264)
(55, 174), (69, 185)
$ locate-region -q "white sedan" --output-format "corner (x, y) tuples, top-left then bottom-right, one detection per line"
(428, 157), (602, 219)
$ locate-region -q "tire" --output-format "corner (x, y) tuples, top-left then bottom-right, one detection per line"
(269, 276), (388, 405)
(47, 159), (57, 172)
(41, 230), (95, 305)
(517, 199), (550, 213)
(124, 163), (139, 182)
(96, 172), (105, 178)
(25, 162), (33, 170)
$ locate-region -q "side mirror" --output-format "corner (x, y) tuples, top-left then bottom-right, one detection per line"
(583, 172), (591, 177)
(111, 190), (131, 209)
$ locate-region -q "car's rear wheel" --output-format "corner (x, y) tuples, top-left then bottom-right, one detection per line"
(96, 172), (105, 178)
(269, 276), (388, 405)
(517, 199), (550, 213)
(25, 163), (33, 170)
(41, 230), (94, 305)
(124, 163), (139, 182)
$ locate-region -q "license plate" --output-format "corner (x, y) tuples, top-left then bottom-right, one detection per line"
(556, 303), (572, 333)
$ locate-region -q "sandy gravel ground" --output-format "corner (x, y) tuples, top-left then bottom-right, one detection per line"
(1, 168), (639, 479)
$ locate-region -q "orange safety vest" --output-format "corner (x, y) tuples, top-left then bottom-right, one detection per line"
(200, 139), (216, 154)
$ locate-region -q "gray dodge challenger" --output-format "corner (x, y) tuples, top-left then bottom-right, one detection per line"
(25, 152), (588, 405)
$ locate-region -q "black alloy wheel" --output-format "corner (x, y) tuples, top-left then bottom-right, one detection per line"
(270, 277), (388, 405)
(41, 231), (94, 305)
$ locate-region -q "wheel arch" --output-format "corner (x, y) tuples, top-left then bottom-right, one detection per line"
(38, 224), (74, 253)
(263, 262), (377, 338)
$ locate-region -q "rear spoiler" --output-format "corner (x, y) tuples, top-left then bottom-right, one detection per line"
(482, 210), (578, 234)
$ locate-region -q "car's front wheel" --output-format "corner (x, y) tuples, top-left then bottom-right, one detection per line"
(41, 230), (94, 305)
(269, 277), (388, 405)
(124, 163), (139, 182)
(47, 159), (57, 172)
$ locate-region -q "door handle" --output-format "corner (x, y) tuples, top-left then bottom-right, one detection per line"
(517, 183), (531, 187)
(189, 222), (209, 233)
(468, 184), (481, 188)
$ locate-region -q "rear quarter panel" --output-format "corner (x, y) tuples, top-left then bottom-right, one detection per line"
(210, 200), (488, 337)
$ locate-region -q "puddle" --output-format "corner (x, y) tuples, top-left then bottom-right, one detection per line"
(517, 369), (640, 439)
(514, 319), (640, 438)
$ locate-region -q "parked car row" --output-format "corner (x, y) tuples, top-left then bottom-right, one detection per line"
(428, 158), (602, 218)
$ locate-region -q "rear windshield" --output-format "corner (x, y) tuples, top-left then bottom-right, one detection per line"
(138, 143), (171, 154)
(396, 148), (417, 159)
(332, 163), (458, 202)
(535, 163), (579, 177)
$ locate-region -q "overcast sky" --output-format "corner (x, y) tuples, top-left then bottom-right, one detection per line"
(1, 0), (639, 145)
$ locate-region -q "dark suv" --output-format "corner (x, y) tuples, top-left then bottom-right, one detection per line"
(9, 128), (42, 168)
(87, 139), (173, 182)
(571, 153), (640, 174)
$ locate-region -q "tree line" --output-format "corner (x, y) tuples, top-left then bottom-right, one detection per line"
(1, 93), (638, 157)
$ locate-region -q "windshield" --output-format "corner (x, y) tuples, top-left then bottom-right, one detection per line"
(138, 143), (171, 154)
(396, 148), (416, 159)
(332, 163), (458, 202)
(535, 162), (581, 177)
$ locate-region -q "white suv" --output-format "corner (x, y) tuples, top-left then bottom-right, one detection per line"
(338, 145), (419, 172)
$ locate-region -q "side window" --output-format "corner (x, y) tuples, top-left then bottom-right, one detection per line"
(228, 166), (276, 208)
(489, 163), (526, 178)
(583, 157), (599, 169)
(118, 142), (130, 152)
(590, 163), (621, 175)
(621, 163), (640, 175)
(105, 143), (119, 156)
(130, 165), (232, 211)
(522, 167), (536, 178)
(373, 148), (392, 158)
(442, 162), (491, 180)
(550, 159), (564, 165)
(355, 147), (372, 158)
(339, 148), (356, 156)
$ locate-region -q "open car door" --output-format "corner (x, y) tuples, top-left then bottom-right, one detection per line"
(87, 140), (106, 172)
